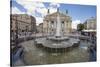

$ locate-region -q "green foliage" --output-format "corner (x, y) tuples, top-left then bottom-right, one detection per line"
(77, 23), (85, 31)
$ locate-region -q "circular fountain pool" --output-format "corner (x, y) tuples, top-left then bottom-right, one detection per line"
(35, 36), (80, 52)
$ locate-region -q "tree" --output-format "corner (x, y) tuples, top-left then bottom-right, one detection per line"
(77, 23), (85, 31)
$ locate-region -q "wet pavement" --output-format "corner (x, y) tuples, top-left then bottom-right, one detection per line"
(11, 47), (25, 66)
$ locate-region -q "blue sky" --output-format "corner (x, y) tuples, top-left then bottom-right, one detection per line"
(60, 3), (96, 22)
(11, 0), (96, 29)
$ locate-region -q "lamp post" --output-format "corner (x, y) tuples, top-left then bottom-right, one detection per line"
(25, 25), (28, 37)
(47, 20), (48, 37)
(10, 15), (13, 46)
(42, 23), (43, 37)
(15, 15), (18, 46)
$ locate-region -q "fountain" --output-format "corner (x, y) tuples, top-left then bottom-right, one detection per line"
(35, 8), (80, 51)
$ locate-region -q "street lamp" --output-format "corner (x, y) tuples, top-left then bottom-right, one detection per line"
(42, 23), (43, 37)
(15, 15), (18, 46)
(25, 25), (28, 37)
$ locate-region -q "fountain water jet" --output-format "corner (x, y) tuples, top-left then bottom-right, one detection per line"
(55, 9), (61, 38)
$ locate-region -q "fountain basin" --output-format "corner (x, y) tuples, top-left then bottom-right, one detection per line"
(47, 36), (69, 41)
(35, 37), (80, 50)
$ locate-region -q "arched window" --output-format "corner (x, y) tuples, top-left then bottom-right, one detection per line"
(62, 21), (64, 29)
(51, 21), (54, 28)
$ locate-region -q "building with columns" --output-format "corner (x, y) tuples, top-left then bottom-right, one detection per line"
(43, 9), (72, 35)
(84, 17), (96, 30)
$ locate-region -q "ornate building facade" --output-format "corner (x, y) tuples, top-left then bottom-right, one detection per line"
(43, 10), (72, 35)
(84, 17), (96, 30)
(11, 14), (36, 34)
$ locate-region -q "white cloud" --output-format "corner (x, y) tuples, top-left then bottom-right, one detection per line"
(16, 0), (47, 16)
(35, 17), (43, 25)
(14, 0), (60, 25)
(49, 2), (60, 8)
(16, 0), (47, 24)
(11, 7), (25, 14)
(49, 2), (60, 14)
(49, 8), (57, 14)
(72, 20), (81, 29)
(36, 7), (47, 17)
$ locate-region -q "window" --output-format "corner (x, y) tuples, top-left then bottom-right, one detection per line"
(62, 21), (64, 28)
(51, 21), (54, 24)
(61, 21), (64, 33)
(51, 21), (54, 28)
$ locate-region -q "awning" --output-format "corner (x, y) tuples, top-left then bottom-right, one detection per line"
(82, 29), (96, 32)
